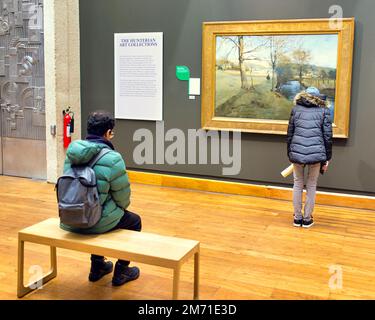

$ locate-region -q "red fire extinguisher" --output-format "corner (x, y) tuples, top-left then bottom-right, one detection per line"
(63, 107), (74, 149)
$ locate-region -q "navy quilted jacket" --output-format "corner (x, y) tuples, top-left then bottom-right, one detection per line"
(287, 92), (333, 165)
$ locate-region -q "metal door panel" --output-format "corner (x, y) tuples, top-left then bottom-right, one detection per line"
(0, 0), (46, 179)
(0, 136), (2, 175)
(3, 137), (46, 179)
(0, 105), (2, 175)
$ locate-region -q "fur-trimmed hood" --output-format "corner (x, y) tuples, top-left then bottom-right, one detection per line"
(294, 92), (328, 108)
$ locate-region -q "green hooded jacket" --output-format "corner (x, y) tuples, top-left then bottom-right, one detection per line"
(59, 140), (130, 234)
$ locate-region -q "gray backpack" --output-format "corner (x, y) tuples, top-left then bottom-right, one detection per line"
(56, 148), (111, 229)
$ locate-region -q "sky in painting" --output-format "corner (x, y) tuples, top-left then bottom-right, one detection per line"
(216, 34), (339, 69)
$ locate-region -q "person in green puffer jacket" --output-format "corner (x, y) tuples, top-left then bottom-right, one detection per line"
(60, 111), (141, 286)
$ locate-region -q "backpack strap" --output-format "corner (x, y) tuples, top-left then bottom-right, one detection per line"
(88, 148), (112, 168)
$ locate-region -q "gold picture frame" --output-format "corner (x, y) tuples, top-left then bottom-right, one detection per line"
(201, 18), (355, 138)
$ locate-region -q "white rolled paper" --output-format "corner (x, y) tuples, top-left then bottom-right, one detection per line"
(281, 164), (294, 178)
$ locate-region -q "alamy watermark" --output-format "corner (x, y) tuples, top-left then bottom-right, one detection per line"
(133, 121), (242, 176)
(28, 265), (44, 290)
(329, 265), (343, 290)
(329, 4), (344, 29)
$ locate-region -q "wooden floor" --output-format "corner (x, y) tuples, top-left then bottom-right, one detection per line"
(0, 176), (374, 300)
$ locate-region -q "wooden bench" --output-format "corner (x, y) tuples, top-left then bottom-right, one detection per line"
(17, 218), (200, 300)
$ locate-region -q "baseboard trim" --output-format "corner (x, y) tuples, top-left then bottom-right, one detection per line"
(127, 170), (375, 211)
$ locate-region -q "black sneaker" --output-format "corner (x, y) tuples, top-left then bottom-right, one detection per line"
(302, 219), (315, 228)
(89, 258), (114, 282)
(293, 219), (303, 227)
(112, 262), (140, 286)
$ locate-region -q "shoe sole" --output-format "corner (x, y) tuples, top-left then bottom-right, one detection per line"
(293, 223), (302, 227)
(302, 222), (315, 228)
(88, 268), (113, 282)
(112, 272), (140, 287)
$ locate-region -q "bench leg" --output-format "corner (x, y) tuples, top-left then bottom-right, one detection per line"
(17, 239), (57, 298)
(193, 251), (200, 300)
(172, 265), (181, 300)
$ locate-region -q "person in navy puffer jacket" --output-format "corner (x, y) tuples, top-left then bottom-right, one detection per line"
(287, 87), (333, 228)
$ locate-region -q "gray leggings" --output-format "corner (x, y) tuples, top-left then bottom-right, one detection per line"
(293, 163), (321, 221)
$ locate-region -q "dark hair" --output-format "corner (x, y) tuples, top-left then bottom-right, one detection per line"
(87, 111), (115, 136)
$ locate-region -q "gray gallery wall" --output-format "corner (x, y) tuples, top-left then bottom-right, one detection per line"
(79, 0), (375, 195)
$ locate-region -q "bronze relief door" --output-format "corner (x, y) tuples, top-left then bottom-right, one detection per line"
(0, 0), (46, 179)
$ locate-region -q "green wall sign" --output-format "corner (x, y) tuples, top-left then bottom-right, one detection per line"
(176, 65), (190, 81)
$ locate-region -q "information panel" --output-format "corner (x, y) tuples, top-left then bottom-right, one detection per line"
(115, 32), (163, 120)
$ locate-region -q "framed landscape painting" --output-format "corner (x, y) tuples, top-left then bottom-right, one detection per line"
(201, 18), (355, 138)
